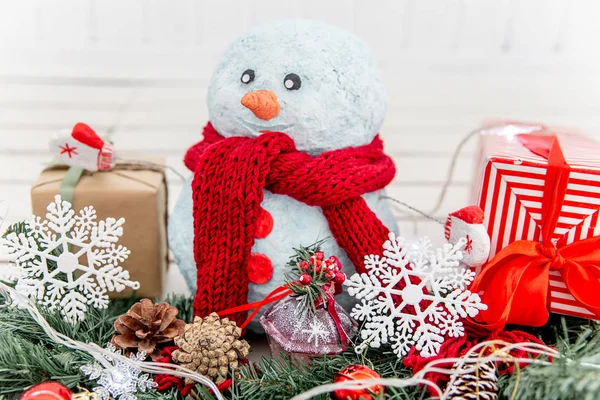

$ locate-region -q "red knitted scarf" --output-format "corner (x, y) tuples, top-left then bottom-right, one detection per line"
(184, 122), (396, 326)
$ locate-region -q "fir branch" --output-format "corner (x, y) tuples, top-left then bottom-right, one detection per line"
(0, 295), (181, 395)
(284, 239), (337, 316)
(5, 272), (600, 400)
(2, 221), (28, 238)
(503, 321), (600, 400)
(0, 300), (139, 394)
(230, 347), (424, 400)
(137, 387), (183, 400)
(0, 291), (197, 396)
(163, 294), (196, 323)
(286, 239), (329, 267)
(0, 333), (86, 394)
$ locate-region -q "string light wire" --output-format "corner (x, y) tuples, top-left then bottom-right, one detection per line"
(0, 282), (224, 400)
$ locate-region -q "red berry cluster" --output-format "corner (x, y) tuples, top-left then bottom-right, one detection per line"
(297, 250), (346, 288)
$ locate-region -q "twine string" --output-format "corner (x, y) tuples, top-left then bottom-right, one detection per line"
(382, 196), (445, 225)
(115, 158), (186, 182)
(0, 201), (8, 231)
(289, 339), (573, 400)
(427, 128), (480, 217)
(381, 128), (480, 228)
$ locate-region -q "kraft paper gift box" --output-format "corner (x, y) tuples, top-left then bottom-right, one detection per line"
(472, 122), (600, 321)
(30, 163), (168, 298)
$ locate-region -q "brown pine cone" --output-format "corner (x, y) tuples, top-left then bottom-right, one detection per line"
(445, 359), (498, 400)
(172, 313), (251, 384)
(111, 298), (185, 360)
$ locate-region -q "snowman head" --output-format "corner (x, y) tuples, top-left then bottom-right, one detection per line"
(207, 19), (387, 155)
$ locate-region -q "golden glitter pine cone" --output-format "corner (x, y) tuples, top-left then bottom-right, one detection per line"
(172, 312), (251, 384)
(111, 298), (185, 360)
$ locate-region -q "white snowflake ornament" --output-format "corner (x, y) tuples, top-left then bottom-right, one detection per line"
(81, 343), (156, 400)
(346, 232), (487, 359)
(0, 195), (140, 324)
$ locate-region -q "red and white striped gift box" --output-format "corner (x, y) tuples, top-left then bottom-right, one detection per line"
(472, 122), (600, 319)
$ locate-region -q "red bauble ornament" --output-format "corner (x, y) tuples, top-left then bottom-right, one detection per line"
(299, 273), (312, 285)
(20, 382), (72, 400)
(332, 365), (383, 400)
(334, 272), (346, 284)
(314, 250), (325, 261)
(326, 256), (342, 271)
(298, 260), (309, 271)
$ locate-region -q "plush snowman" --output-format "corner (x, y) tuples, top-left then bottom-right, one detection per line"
(169, 20), (397, 330)
(445, 205), (491, 270)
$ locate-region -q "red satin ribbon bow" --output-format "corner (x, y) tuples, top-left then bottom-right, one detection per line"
(471, 133), (600, 329)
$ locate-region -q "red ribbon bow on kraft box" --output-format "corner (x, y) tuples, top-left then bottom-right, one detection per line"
(471, 123), (600, 329)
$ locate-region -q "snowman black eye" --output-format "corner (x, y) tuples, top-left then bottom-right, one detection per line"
(241, 69), (255, 84)
(284, 73), (301, 90)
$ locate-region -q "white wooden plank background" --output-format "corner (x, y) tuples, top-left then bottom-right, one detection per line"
(1, 0), (600, 295)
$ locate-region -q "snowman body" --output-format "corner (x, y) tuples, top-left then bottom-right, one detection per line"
(170, 183), (397, 329)
(169, 20), (397, 330)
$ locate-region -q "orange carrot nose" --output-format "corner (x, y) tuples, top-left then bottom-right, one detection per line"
(241, 90), (280, 120)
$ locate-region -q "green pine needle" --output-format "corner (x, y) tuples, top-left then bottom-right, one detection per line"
(229, 347), (424, 400)
(284, 238), (333, 316)
(0, 295), (192, 396)
(2, 259), (600, 400)
(503, 319), (600, 400)
(2, 221), (29, 238)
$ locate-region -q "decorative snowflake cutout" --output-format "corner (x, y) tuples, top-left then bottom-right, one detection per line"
(346, 232), (487, 359)
(407, 236), (478, 291)
(302, 320), (329, 347)
(0, 195), (140, 324)
(81, 343), (156, 400)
